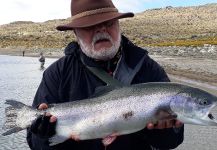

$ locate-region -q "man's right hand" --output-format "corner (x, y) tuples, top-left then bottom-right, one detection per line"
(30, 103), (57, 138)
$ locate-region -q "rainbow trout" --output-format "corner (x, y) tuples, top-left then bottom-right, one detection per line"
(2, 82), (217, 145)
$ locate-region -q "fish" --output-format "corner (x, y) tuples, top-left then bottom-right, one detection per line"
(2, 82), (217, 146)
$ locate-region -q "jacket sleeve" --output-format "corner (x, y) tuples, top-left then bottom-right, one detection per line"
(145, 126), (184, 149)
(27, 62), (61, 150)
(136, 55), (184, 149)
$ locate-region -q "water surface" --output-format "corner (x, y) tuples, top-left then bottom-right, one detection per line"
(0, 55), (56, 150)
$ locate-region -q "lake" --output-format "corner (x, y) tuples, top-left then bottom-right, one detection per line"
(0, 55), (216, 150)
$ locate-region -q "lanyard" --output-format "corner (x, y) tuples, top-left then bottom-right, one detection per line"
(85, 65), (123, 87)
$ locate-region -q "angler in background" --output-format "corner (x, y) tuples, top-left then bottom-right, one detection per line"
(38, 52), (45, 70)
(22, 50), (25, 57)
(27, 0), (184, 149)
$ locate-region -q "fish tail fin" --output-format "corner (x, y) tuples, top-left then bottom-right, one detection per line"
(2, 99), (34, 136)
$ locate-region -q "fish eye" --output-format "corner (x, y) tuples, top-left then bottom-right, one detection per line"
(199, 99), (208, 105)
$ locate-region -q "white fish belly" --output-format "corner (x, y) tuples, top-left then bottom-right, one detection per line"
(55, 108), (149, 140)
(51, 93), (169, 141)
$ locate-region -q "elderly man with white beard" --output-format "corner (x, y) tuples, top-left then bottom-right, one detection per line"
(27, 0), (184, 150)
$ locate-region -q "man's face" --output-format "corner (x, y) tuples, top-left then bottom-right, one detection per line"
(75, 20), (121, 61)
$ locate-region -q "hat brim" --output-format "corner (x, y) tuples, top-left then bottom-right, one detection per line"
(56, 12), (134, 31)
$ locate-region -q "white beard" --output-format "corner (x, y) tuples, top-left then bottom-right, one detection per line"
(77, 32), (121, 61)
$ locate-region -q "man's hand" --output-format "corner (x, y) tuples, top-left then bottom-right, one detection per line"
(147, 120), (183, 130)
(30, 103), (57, 138)
(147, 110), (183, 130)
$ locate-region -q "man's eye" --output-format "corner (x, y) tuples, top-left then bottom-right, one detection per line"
(106, 21), (114, 27)
(83, 26), (92, 31)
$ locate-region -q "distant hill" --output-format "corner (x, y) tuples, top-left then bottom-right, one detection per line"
(0, 3), (217, 49)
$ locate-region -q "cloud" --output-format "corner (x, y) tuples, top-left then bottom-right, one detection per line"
(0, 0), (71, 25)
(113, 0), (159, 12)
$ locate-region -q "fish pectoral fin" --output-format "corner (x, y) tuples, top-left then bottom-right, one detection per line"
(49, 135), (69, 146)
(102, 132), (119, 146)
(156, 110), (177, 121)
(159, 114), (177, 121)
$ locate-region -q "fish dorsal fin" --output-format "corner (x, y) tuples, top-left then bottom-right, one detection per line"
(86, 66), (123, 87)
(89, 85), (117, 98)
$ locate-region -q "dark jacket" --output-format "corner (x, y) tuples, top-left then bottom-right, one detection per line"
(27, 35), (184, 150)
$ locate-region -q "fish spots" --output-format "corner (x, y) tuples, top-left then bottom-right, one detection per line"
(122, 111), (134, 120)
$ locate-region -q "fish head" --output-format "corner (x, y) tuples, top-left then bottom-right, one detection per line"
(170, 87), (217, 126)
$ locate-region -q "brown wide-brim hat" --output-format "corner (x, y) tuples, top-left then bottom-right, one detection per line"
(56, 0), (134, 31)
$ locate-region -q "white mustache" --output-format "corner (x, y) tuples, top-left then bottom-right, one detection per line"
(92, 33), (112, 45)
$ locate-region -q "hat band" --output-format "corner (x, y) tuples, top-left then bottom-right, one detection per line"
(71, 7), (118, 20)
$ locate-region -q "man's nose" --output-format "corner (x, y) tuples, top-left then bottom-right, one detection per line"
(94, 23), (107, 33)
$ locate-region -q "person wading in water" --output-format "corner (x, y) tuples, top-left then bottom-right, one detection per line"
(39, 52), (45, 69)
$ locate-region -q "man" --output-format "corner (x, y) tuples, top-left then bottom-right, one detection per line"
(27, 0), (184, 149)
(39, 52), (45, 69)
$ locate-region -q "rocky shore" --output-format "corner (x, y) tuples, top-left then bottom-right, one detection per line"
(144, 44), (217, 86)
(146, 44), (217, 58)
(152, 55), (217, 86)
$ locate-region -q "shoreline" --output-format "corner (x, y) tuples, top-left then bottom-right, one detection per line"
(0, 48), (64, 58)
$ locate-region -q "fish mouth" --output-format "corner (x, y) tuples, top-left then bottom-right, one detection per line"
(208, 113), (215, 120)
(206, 113), (217, 125)
(205, 104), (217, 126)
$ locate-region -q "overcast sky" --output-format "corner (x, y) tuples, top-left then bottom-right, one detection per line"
(0, 0), (216, 25)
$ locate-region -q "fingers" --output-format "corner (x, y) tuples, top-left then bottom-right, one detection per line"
(175, 120), (183, 128)
(147, 120), (183, 130)
(147, 123), (154, 129)
(156, 120), (166, 129)
(31, 103), (57, 138)
(44, 112), (57, 123)
(38, 103), (57, 123)
(50, 115), (57, 123)
(31, 114), (57, 138)
(38, 103), (48, 110)
(147, 121), (168, 130)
